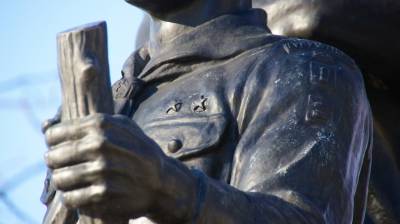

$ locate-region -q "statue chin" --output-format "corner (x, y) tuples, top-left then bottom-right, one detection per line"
(124, 0), (191, 13)
(254, 0), (323, 37)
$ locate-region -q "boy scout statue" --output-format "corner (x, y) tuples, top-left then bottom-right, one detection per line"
(41, 0), (373, 223)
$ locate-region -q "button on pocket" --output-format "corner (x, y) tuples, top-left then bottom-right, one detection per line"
(167, 139), (183, 153)
(143, 113), (227, 160)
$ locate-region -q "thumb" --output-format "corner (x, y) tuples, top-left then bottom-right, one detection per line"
(42, 107), (62, 133)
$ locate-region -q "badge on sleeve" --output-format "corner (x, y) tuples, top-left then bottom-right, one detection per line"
(309, 61), (337, 88)
(305, 94), (333, 125)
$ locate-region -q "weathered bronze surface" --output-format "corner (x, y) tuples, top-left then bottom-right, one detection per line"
(136, 1), (400, 222)
(42, 0), (373, 223)
(250, 1), (400, 223)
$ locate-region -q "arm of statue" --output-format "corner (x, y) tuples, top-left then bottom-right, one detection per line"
(192, 44), (373, 223)
(183, 44), (373, 223)
(43, 43), (372, 223)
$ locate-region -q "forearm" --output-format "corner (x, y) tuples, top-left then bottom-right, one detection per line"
(148, 157), (198, 223)
(151, 158), (324, 224)
(194, 178), (325, 224)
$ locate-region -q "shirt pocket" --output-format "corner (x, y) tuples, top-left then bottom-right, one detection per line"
(142, 113), (227, 160)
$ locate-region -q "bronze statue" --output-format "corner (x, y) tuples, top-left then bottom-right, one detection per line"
(137, 1), (400, 222)
(248, 1), (400, 223)
(42, 0), (373, 223)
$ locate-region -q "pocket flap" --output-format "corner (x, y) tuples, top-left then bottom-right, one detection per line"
(143, 113), (227, 160)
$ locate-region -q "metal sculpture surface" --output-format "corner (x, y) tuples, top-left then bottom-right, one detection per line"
(42, 0), (373, 223)
(253, 1), (400, 223)
(137, 1), (400, 222)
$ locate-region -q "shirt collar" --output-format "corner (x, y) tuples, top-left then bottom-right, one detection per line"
(123, 9), (274, 82)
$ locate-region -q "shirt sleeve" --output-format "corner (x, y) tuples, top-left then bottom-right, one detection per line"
(196, 40), (373, 224)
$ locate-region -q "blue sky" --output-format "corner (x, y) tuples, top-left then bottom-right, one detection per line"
(0, 1), (143, 223)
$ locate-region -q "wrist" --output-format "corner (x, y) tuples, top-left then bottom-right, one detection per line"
(150, 157), (199, 223)
(189, 169), (208, 223)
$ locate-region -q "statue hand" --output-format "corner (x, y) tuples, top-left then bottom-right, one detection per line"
(41, 108), (62, 133)
(44, 113), (168, 218)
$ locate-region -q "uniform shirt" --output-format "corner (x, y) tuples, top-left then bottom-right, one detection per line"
(43, 9), (373, 224)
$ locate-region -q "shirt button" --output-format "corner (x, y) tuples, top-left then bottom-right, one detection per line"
(167, 139), (183, 153)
